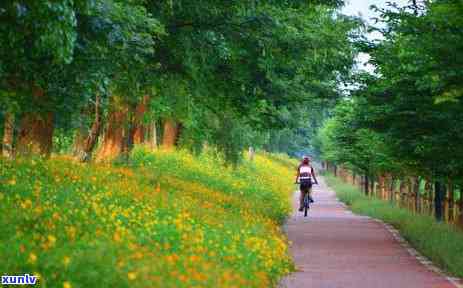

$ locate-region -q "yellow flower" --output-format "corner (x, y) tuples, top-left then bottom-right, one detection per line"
(63, 281), (72, 288)
(66, 226), (77, 241)
(47, 235), (57, 247)
(33, 272), (41, 281)
(28, 252), (37, 264)
(63, 256), (71, 267)
(113, 231), (121, 242)
(21, 199), (33, 209)
(127, 272), (137, 280)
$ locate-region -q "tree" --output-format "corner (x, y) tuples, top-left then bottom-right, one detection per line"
(0, 0), (163, 158)
(1, 0), (360, 164)
(318, 0), (463, 220)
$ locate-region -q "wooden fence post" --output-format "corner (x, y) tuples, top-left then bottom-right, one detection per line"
(434, 181), (445, 222)
(364, 174), (370, 196)
(389, 176), (395, 204)
(407, 177), (413, 210)
(424, 180), (432, 215)
(414, 177), (421, 214)
(459, 189), (463, 227)
(379, 175), (385, 200)
(399, 179), (405, 208)
(446, 180), (453, 222)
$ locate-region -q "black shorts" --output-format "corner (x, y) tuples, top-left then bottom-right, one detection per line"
(300, 180), (312, 192)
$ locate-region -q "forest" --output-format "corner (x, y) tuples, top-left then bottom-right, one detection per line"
(0, 0), (357, 163)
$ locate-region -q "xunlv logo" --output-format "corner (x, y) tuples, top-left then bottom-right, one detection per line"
(2, 274), (38, 285)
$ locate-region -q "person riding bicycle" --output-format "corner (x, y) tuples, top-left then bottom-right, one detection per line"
(295, 155), (318, 212)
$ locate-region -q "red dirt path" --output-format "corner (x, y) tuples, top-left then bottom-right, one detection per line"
(280, 177), (459, 288)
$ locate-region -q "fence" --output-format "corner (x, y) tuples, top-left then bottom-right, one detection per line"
(323, 162), (463, 227)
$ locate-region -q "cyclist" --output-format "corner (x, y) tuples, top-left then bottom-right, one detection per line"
(295, 155), (318, 211)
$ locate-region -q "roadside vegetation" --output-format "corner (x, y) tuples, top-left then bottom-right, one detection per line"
(0, 149), (295, 287)
(314, 1), (463, 225)
(324, 173), (463, 278)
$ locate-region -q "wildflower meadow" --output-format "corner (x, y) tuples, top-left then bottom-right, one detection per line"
(0, 148), (296, 287)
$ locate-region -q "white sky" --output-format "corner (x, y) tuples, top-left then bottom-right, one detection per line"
(341, 0), (410, 73)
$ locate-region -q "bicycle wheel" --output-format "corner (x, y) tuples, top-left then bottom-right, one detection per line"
(304, 194), (309, 217)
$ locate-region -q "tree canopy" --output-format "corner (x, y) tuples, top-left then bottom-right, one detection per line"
(0, 0), (360, 163)
(317, 0), (463, 184)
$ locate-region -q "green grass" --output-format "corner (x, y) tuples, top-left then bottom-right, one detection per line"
(0, 148), (296, 287)
(324, 173), (463, 278)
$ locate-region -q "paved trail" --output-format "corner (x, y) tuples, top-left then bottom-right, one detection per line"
(281, 176), (459, 288)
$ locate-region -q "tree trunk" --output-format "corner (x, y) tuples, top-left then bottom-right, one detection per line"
(399, 179), (406, 207)
(95, 97), (128, 162)
(425, 180), (433, 215)
(162, 119), (181, 149)
(17, 112), (54, 157)
(16, 87), (54, 157)
(370, 176), (375, 197)
(434, 181), (445, 222)
(74, 95), (102, 162)
(459, 190), (463, 227)
(83, 99), (102, 159)
(389, 176), (395, 204)
(448, 181), (454, 222)
(248, 146), (255, 161)
(409, 178), (414, 209)
(148, 120), (158, 149)
(73, 125), (88, 157)
(378, 175), (385, 200)
(2, 112), (15, 158)
(364, 174), (369, 196)
(414, 177), (421, 213)
(132, 95), (149, 145)
(82, 95), (103, 161)
(122, 110), (135, 162)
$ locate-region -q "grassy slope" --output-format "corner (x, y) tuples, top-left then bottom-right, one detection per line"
(0, 148), (296, 287)
(324, 173), (463, 278)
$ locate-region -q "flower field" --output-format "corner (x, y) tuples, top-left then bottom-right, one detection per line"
(0, 148), (296, 287)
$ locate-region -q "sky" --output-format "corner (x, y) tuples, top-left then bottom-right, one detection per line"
(341, 0), (409, 72)
(342, 0), (410, 30)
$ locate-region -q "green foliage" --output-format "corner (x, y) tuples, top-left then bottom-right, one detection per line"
(0, 0), (360, 162)
(0, 0), (164, 133)
(317, 1), (463, 182)
(325, 174), (463, 278)
(142, 0), (360, 159)
(357, 0), (463, 179)
(315, 99), (396, 176)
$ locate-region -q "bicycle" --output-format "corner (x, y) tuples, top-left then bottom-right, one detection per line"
(302, 189), (310, 217)
(296, 180), (317, 217)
